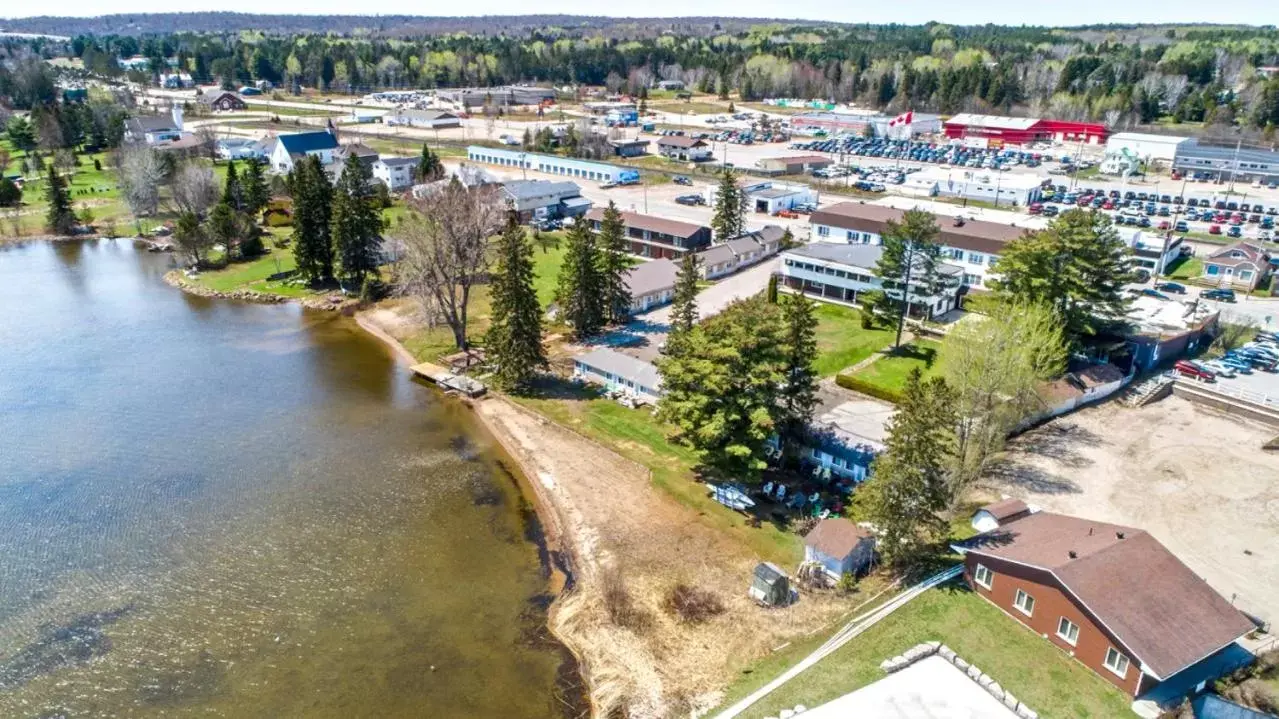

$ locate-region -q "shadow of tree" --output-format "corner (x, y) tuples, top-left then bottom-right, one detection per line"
(983, 458), (1083, 495)
(1005, 421), (1099, 470)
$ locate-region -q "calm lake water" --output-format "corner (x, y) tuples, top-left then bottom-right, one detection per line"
(0, 240), (575, 717)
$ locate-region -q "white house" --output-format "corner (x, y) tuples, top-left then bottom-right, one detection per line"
(809, 202), (1025, 290)
(1123, 230), (1185, 275)
(124, 106), (185, 145)
(572, 348), (662, 403)
(803, 518), (876, 581)
(373, 157), (418, 191)
(215, 137), (269, 161)
(269, 128), (341, 174)
(780, 242), (964, 318)
(656, 136), (712, 162)
(696, 226), (785, 280)
(1105, 132), (1195, 164)
(624, 259), (679, 313)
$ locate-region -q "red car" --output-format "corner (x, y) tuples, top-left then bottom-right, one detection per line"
(1209, 224), (1223, 235)
(1174, 360), (1216, 382)
(1158, 221), (1171, 230)
(1102, 200), (1115, 210)
(1028, 203), (1043, 215)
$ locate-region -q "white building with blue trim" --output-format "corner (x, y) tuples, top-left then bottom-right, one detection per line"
(466, 146), (639, 185)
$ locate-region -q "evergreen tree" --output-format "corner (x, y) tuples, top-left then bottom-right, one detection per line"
(223, 160), (242, 211)
(596, 202), (632, 324)
(417, 142), (443, 182)
(777, 291), (819, 459)
(207, 201), (240, 263)
(331, 153), (384, 289)
(487, 214), (547, 391)
(0, 176), (21, 207)
(710, 168), (745, 241)
(291, 155), (334, 283)
(991, 208), (1135, 344)
(43, 164), (76, 235)
(173, 210), (212, 267)
(860, 370), (958, 567)
(656, 297), (786, 482)
(875, 208), (948, 348)
(766, 273), (779, 304)
(668, 252), (701, 348)
(556, 220), (605, 340)
(241, 158), (270, 216)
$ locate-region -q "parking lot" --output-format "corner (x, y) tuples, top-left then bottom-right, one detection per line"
(986, 397), (1279, 626)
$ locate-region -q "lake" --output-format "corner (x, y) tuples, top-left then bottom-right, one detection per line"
(0, 240), (576, 717)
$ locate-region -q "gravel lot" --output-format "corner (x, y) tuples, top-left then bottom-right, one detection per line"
(983, 397), (1279, 626)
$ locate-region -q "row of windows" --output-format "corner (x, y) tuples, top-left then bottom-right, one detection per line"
(470, 153), (615, 182)
(784, 259), (876, 285)
(974, 564), (1131, 680)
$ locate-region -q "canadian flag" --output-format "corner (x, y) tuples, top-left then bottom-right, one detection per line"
(888, 110), (914, 127)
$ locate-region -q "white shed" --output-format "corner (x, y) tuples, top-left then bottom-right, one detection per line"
(970, 498), (1032, 533)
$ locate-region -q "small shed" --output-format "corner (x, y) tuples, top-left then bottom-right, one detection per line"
(803, 518), (876, 580)
(749, 562), (791, 607)
(971, 498), (1032, 533)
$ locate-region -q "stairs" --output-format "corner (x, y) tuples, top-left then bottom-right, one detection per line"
(1123, 375), (1174, 407)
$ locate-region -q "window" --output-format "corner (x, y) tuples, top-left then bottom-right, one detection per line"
(963, 274), (980, 286)
(1014, 589), (1035, 616)
(846, 230), (856, 241)
(973, 563), (993, 590)
(968, 252), (984, 264)
(1104, 648), (1130, 678)
(1057, 617), (1080, 646)
(817, 225), (830, 237)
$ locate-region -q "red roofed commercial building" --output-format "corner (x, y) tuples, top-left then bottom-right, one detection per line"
(957, 512), (1256, 709)
(943, 113), (1108, 146)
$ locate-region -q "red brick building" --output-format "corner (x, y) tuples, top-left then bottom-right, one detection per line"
(959, 512), (1254, 702)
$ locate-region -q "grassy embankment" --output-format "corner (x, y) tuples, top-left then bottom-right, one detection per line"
(713, 581), (1133, 719)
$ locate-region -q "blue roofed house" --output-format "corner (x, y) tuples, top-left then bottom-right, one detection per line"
(270, 127), (341, 174)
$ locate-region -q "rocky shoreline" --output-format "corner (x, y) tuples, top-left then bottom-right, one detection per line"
(162, 270), (357, 312)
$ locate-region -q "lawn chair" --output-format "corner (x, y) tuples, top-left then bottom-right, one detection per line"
(762, 481), (775, 498)
(775, 484), (787, 502)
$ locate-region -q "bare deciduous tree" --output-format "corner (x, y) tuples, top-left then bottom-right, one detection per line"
(194, 125), (219, 161)
(170, 162), (220, 217)
(396, 181), (504, 350)
(115, 145), (164, 224)
(940, 298), (1068, 504)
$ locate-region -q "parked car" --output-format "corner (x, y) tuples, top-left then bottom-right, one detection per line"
(1209, 224), (1223, 235)
(1175, 221), (1190, 232)
(1228, 226), (1243, 238)
(1202, 288), (1237, 302)
(773, 209), (799, 219)
(1200, 360), (1237, 378)
(673, 176), (692, 186)
(675, 194), (704, 206)
(1174, 360), (1216, 382)
(1154, 282), (1187, 294)
(1217, 356), (1254, 374)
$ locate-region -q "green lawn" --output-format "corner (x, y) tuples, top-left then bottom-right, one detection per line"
(715, 582), (1132, 719)
(188, 243), (315, 298)
(811, 303), (897, 377)
(514, 380), (803, 568)
(846, 340), (944, 395)
(1164, 255), (1204, 280)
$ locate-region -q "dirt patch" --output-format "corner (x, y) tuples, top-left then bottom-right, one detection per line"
(473, 397), (849, 718)
(983, 396), (1279, 624)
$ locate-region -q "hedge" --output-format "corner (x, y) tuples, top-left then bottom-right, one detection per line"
(834, 373), (904, 404)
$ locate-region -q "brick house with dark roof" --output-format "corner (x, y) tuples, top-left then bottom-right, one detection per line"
(809, 201), (1027, 289)
(585, 209), (711, 259)
(957, 512), (1255, 704)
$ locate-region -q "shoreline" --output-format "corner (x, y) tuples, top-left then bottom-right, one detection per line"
(352, 309), (598, 717)
(163, 269), (358, 312)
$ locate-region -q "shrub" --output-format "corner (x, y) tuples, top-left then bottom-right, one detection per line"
(601, 567), (649, 632)
(661, 583), (725, 624)
(264, 209), (292, 227)
(835, 373), (904, 404)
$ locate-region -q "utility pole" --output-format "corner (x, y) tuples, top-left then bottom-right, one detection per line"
(1227, 139), (1242, 194)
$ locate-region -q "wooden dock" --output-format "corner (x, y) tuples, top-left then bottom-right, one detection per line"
(410, 362), (488, 398)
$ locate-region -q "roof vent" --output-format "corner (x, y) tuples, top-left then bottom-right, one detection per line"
(1116, 531), (1126, 540)
(1068, 550), (1078, 559)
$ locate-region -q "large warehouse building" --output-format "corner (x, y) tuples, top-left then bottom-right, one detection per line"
(1172, 144), (1279, 184)
(466, 146), (640, 185)
(1105, 132), (1196, 163)
(943, 113), (1108, 146)
(790, 110), (941, 138)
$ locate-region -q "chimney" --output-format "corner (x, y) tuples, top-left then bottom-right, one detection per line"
(1068, 550), (1078, 559)
(1116, 531), (1125, 540)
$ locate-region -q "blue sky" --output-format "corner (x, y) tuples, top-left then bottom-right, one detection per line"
(1, 0), (1272, 25)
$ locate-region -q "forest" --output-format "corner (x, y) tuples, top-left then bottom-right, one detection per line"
(2, 19), (1279, 134)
